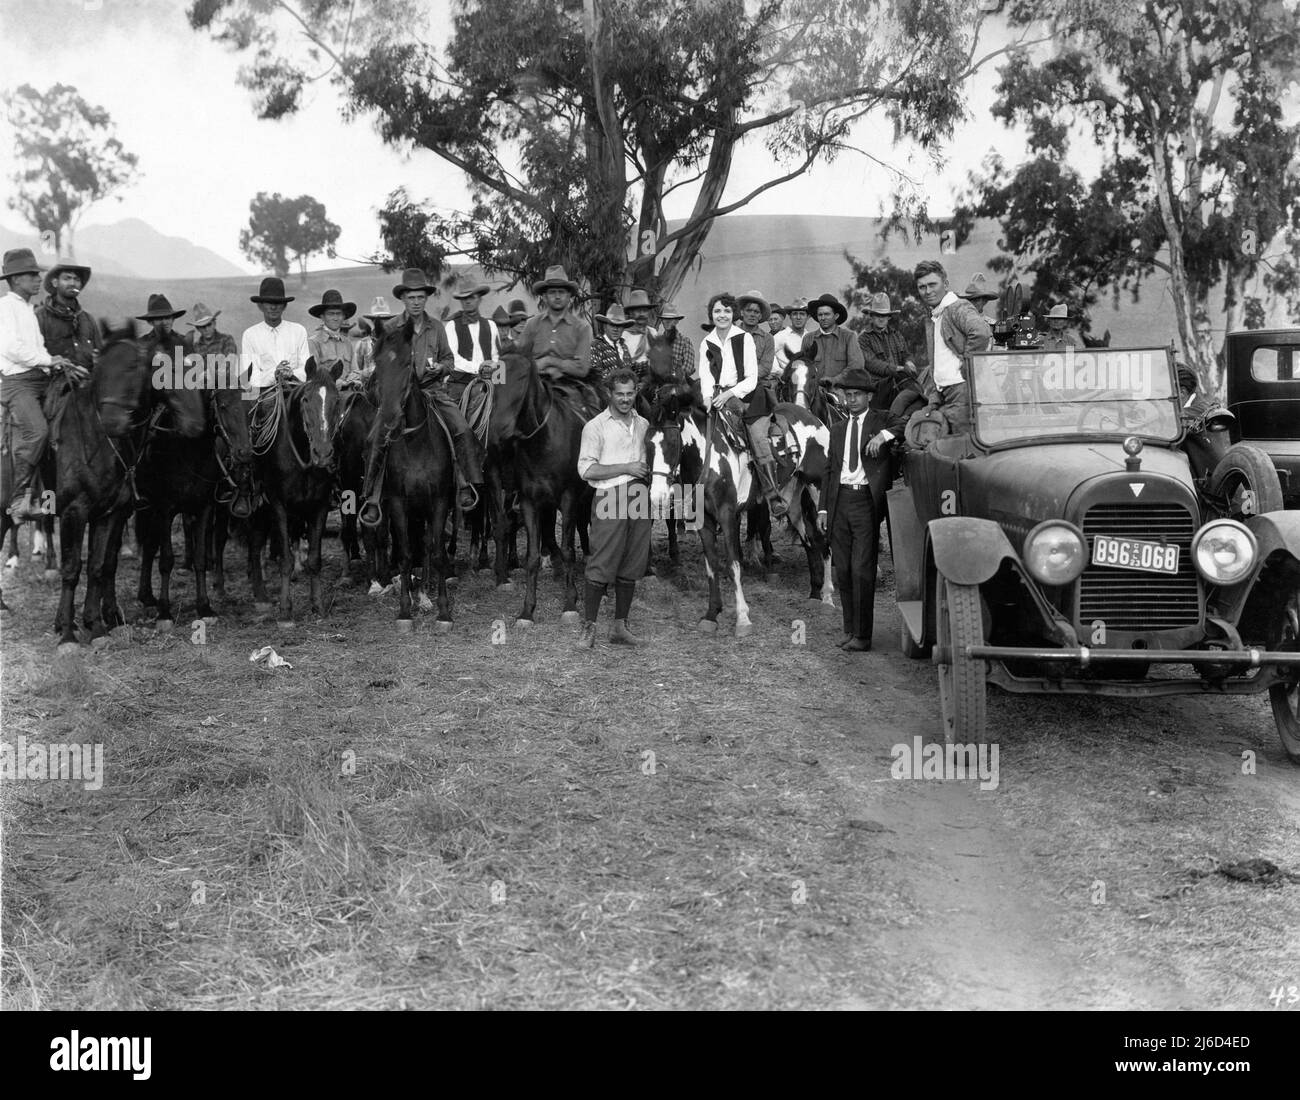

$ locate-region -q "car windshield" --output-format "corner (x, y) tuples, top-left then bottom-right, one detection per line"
(969, 347), (1183, 447)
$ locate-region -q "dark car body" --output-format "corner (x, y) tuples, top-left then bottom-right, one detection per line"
(891, 344), (1300, 759)
(1225, 327), (1300, 508)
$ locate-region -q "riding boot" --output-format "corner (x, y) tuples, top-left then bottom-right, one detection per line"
(6, 459), (44, 522)
(452, 427), (483, 511)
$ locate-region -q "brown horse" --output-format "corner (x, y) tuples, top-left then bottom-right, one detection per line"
(487, 352), (598, 625)
(358, 321), (456, 630)
(247, 361), (344, 625)
(52, 324), (205, 649)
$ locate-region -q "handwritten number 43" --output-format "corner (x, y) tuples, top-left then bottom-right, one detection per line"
(1268, 984), (1299, 1007)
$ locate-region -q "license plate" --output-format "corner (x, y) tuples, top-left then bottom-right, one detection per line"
(1091, 535), (1179, 574)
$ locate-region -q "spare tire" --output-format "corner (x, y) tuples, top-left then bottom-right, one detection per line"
(1205, 443), (1284, 519)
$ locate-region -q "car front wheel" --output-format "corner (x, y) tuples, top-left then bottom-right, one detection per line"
(1269, 596), (1300, 764)
(1206, 443), (1284, 519)
(937, 578), (987, 745)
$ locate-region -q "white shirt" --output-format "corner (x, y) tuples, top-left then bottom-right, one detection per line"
(931, 291), (964, 389)
(449, 315), (500, 376)
(241, 320), (310, 388)
(0, 291), (54, 376)
(697, 327), (758, 405)
(840, 411), (870, 488)
(577, 406), (649, 490)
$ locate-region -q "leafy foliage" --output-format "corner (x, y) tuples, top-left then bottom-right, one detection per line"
(951, 0), (1300, 390)
(3, 83), (139, 258)
(189, 0), (985, 300)
(239, 192), (341, 282)
(841, 254), (929, 357)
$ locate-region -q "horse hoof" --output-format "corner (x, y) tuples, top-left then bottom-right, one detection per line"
(559, 610), (581, 625)
(55, 641), (81, 657)
(514, 618), (533, 629)
(155, 619), (174, 634)
(497, 582), (514, 592)
(697, 619), (718, 634)
(42, 569), (60, 583)
(735, 620), (754, 638)
(434, 619), (452, 635)
(394, 618), (413, 634)
(4, 556), (17, 570)
(276, 620), (295, 630)
(110, 624), (133, 643)
(366, 582), (384, 597)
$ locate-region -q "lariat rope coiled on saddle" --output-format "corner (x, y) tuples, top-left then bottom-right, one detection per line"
(250, 383), (312, 469)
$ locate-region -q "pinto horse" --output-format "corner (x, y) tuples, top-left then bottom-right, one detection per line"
(51, 325), (205, 648)
(648, 401), (834, 637)
(248, 361), (343, 625)
(135, 362), (255, 624)
(488, 352), (597, 626)
(786, 347), (846, 427)
(358, 321), (456, 631)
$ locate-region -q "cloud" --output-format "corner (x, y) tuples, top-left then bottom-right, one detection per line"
(3, 0), (186, 52)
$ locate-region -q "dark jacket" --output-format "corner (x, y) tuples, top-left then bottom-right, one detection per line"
(823, 404), (908, 524)
(858, 325), (914, 411)
(36, 298), (101, 369)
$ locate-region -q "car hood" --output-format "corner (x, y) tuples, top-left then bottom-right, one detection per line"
(961, 442), (1196, 542)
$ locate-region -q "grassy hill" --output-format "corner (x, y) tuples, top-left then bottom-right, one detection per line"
(55, 215), (1176, 347)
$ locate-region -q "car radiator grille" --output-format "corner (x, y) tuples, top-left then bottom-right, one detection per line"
(1077, 503), (1201, 630)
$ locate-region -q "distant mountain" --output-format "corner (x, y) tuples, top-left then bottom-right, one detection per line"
(0, 218), (247, 281)
(77, 219), (247, 279)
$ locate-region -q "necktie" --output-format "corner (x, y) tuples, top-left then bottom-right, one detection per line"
(849, 414), (860, 473)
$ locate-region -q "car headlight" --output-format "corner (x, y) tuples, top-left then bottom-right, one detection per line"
(1192, 519), (1257, 585)
(1024, 521), (1087, 585)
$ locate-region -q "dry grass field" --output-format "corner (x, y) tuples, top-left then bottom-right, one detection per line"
(1, 519), (1298, 1010)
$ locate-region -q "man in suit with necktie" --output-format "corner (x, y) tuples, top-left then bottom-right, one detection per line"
(818, 367), (907, 652)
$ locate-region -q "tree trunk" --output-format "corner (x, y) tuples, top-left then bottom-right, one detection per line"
(1148, 129), (1206, 392)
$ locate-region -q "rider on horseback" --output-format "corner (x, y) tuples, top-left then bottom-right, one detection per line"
(1, 249), (87, 522)
(698, 292), (788, 519)
(388, 268), (485, 512)
(514, 265), (604, 418)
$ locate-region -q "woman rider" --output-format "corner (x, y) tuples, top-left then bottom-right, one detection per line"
(697, 292), (787, 518)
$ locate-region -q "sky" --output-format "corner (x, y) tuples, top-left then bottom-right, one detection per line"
(0, 0), (1045, 273)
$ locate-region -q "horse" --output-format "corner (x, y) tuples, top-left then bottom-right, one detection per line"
(134, 359), (255, 624)
(786, 346), (846, 427)
(487, 351), (598, 625)
(335, 380), (392, 593)
(647, 401), (834, 637)
(247, 360), (344, 625)
(358, 321), (456, 631)
(51, 324), (206, 649)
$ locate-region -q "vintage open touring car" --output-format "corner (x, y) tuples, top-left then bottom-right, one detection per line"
(888, 343), (1300, 763)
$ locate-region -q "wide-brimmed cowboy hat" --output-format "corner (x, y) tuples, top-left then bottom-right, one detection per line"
(769, 302), (786, 314)
(451, 275), (491, 300)
(864, 291), (898, 316)
(1046, 303), (1071, 321)
(250, 276), (294, 304)
(808, 293), (848, 325)
(532, 264), (580, 296)
(392, 268), (437, 299)
(787, 296), (811, 313)
(136, 293), (186, 321)
(596, 303), (634, 327)
(364, 295), (396, 321)
(2, 248), (43, 278)
(657, 300), (685, 320)
(506, 298), (530, 323)
(43, 259), (91, 294)
(490, 305), (512, 326)
(957, 274), (999, 303)
(308, 288), (357, 319)
(624, 288), (653, 311)
(835, 367), (876, 392)
(188, 301), (221, 326)
(736, 289), (771, 322)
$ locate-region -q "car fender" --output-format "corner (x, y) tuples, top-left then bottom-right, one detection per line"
(1245, 510), (1300, 564)
(1211, 511), (1300, 629)
(927, 516), (1019, 586)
